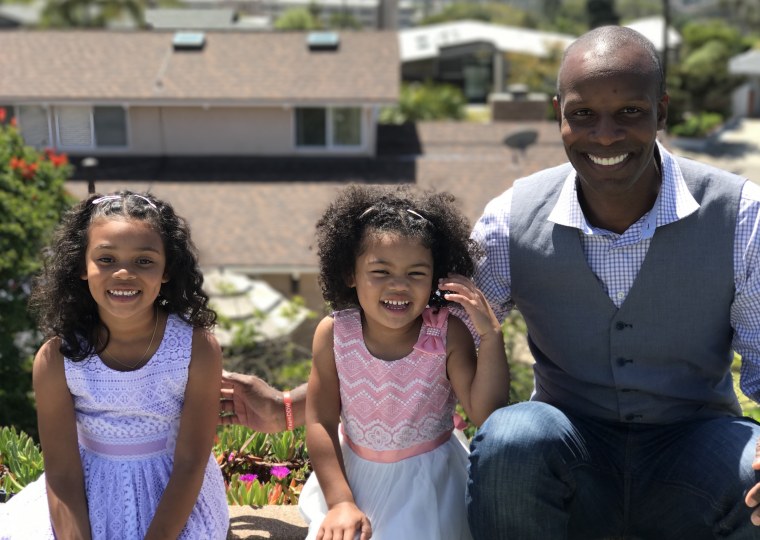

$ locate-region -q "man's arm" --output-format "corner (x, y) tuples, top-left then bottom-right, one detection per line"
(219, 371), (307, 432)
(730, 182), (760, 523)
(448, 188), (515, 340)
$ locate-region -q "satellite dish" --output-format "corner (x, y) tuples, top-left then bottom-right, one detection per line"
(503, 129), (538, 164)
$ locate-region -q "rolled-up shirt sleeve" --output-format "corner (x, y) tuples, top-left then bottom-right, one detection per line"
(450, 189), (516, 343)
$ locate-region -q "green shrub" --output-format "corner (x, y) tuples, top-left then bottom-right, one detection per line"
(0, 426), (44, 501)
(214, 424), (309, 505)
(669, 112), (724, 138)
(379, 81), (466, 124)
(0, 116), (72, 439)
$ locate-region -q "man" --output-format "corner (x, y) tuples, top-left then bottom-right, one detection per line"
(465, 26), (760, 538)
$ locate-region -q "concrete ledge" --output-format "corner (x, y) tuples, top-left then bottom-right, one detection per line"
(227, 505), (308, 539)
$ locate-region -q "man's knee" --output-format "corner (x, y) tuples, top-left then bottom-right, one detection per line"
(469, 402), (572, 480)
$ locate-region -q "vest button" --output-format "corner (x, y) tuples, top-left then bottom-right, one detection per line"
(625, 413), (636, 421)
(615, 321), (626, 330)
(617, 357), (633, 366)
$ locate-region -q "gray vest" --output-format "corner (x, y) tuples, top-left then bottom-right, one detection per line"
(510, 158), (746, 424)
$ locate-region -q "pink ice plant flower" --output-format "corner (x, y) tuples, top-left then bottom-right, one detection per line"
(239, 474), (258, 483)
(270, 466), (290, 480)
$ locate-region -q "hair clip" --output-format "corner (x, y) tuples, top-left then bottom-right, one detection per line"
(359, 206), (378, 220)
(92, 194), (157, 210)
(406, 209), (427, 221)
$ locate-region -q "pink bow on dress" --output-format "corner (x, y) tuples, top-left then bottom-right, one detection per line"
(414, 307), (448, 354)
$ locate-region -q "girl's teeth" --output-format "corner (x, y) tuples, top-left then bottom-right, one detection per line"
(589, 154), (627, 166)
(383, 300), (408, 306)
(110, 290), (138, 296)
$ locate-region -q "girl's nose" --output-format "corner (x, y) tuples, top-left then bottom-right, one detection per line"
(113, 267), (136, 279)
(388, 276), (409, 290)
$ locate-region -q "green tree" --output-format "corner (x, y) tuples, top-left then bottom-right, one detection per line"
(420, 3), (537, 28)
(0, 114), (72, 438)
(667, 20), (748, 129)
(378, 81), (466, 124)
(328, 11), (361, 30)
(40, 0), (147, 28)
(274, 6), (322, 30)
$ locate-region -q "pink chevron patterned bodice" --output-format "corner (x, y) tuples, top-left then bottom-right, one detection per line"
(334, 307), (457, 462)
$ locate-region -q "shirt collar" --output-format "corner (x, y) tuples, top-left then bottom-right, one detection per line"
(547, 141), (700, 236)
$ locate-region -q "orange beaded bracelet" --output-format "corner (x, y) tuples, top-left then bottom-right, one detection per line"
(283, 390), (294, 431)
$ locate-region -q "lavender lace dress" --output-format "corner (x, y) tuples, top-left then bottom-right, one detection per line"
(0, 314), (228, 539)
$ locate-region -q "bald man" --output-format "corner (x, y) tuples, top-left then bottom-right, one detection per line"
(465, 25), (760, 538)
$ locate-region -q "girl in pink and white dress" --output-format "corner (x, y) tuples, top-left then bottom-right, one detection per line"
(299, 186), (510, 540)
(0, 191), (228, 539)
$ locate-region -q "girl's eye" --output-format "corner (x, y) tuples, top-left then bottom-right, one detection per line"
(137, 258), (154, 265)
(371, 270), (388, 275)
(97, 256), (114, 264)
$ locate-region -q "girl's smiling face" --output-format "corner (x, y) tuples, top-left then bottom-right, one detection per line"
(349, 230), (434, 334)
(81, 217), (168, 324)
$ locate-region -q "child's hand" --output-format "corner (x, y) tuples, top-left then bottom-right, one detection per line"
(439, 274), (501, 338)
(319, 501), (372, 540)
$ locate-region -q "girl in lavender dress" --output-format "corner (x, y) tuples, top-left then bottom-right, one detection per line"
(0, 191), (228, 539)
(298, 186), (510, 540)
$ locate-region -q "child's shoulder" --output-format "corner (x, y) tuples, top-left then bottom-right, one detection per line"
(32, 337), (66, 385)
(34, 337), (64, 364)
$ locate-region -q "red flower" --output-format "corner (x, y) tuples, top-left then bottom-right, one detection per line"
(49, 153), (68, 167)
(23, 162), (38, 179)
(9, 118), (17, 127)
(9, 157), (25, 170)
(0, 108), (6, 123)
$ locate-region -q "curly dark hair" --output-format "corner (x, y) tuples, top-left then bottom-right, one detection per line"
(316, 184), (479, 310)
(28, 190), (216, 361)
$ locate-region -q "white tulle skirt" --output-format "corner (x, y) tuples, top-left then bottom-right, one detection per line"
(299, 432), (473, 540)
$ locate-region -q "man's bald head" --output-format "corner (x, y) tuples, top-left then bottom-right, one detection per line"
(556, 26), (665, 103)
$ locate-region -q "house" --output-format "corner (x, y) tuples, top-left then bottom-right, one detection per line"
(0, 30), (399, 157)
(398, 20), (574, 102)
(729, 49), (760, 118)
(61, 120), (570, 346)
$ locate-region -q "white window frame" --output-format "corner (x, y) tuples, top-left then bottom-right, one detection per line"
(293, 106), (366, 153)
(54, 105), (130, 151)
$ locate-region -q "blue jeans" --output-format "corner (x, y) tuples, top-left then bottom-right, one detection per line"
(466, 401), (760, 539)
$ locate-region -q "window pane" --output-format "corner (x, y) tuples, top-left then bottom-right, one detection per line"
(296, 108), (326, 146)
(333, 107), (361, 146)
(58, 106), (92, 147)
(94, 106), (127, 147)
(18, 106), (49, 148)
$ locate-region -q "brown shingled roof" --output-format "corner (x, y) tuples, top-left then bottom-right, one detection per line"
(0, 30), (399, 103)
(64, 121), (569, 270)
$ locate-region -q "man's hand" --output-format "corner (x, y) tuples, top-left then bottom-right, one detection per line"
(745, 436), (760, 525)
(219, 371), (307, 433)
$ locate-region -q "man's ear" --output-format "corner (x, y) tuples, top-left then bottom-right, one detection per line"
(552, 95), (561, 125)
(657, 93), (669, 131)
